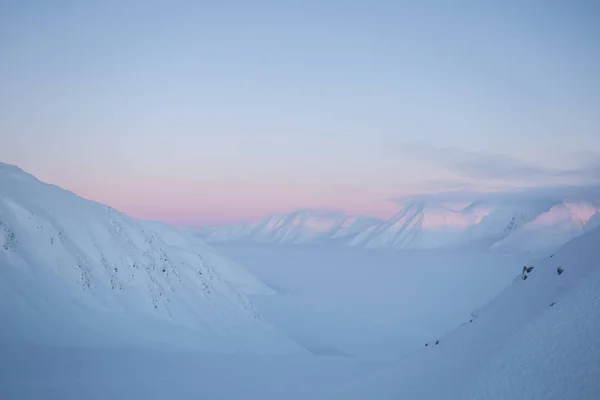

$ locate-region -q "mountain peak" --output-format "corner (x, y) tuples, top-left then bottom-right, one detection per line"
(0, 162), (30, 177)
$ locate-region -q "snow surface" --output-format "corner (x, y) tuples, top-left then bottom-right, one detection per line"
(216, 244), (524, 359)
(461, 266), (600, 400)
(492, 201), (600, 256)
(0, 345), (381, 400)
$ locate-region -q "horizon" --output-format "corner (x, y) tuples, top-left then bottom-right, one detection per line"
(3, 159), (600, 230)
(1, 1), (599, 226)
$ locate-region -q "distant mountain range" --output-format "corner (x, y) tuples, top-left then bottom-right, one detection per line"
(200, 210), (381, 245)
(199, 200), (600, 255)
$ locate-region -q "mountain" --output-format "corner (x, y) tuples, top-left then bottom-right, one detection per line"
(0, 163), (301, 354)
(200, 200), (598, 254)
(320, 225), (600, 399)
(199, 203), (486, 249)
(459, 199), (559, 244)
(201, 210), (381, 244)
(347, 203), (477, 249)
(491, 201), (600, 256)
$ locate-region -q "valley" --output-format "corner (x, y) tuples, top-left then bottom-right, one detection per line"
(1, 163), (599, 399)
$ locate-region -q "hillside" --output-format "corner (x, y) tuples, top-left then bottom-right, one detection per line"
(319, 225), (600, 399)
(0, 163), (300, 354)
(348, 202), (482, 249)
(491, 201), (600, 255)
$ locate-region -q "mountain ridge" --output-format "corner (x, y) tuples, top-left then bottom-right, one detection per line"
(199, 200), (599, 255)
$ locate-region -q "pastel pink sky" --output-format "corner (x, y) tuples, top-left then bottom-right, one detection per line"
(56, 172), (403, 226)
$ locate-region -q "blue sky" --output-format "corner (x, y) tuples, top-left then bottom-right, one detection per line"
(1, 1), (599, 225)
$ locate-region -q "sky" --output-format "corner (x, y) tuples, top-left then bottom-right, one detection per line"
(1, 0), (599, 226)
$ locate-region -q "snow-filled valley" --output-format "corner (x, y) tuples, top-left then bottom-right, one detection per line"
(2, 162), (599, 399)
(214, 244), (524, 359)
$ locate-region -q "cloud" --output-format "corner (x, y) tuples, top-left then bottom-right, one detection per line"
(393, 142), (600, 185)
(387, 142), (600, 206)
(392, 183), (600, 206)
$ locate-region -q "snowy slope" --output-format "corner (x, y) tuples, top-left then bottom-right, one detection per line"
(142, 220), (274, 296)
(201, 210), (381, 244)
(491, 201), (599, 255)
(348, 202), (482, 249)
(461, 265), (600, 399)
(348, 200), (566, 250)
(319, 225), (600, 399)
(459, 199), (558, 245)
(0, 163), (300, 354)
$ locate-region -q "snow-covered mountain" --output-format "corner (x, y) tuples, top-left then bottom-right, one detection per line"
(320, 224), (600, 399)
(201, 210), (381, 244)
(200, 200), (599, 254)
(0, 163), (301, 354)
(347, 203), (472, 249)
(459, 199), (560, 245)
(492, 201), (600, 255)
